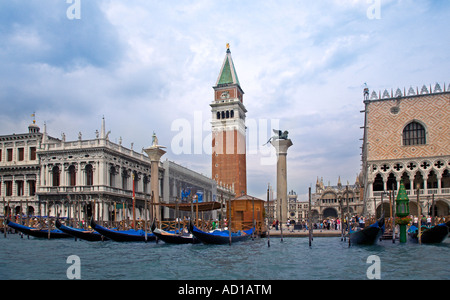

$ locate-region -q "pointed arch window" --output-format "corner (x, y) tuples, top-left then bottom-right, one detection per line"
(403, 122), (426, 146)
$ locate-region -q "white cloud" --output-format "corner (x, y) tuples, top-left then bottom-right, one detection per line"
(1, 0), (449, 200)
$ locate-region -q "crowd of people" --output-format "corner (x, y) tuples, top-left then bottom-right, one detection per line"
(270, 214), (449, 232)
(271, 215), (372, 232)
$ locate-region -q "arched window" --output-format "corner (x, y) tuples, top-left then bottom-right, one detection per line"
(52, 166), (60, 187)
(373, 174), (383, 192)
(110, 166), (116, 187)
(403, 122), (426, 146)
(122, 169), (128, 190)
(216, 112), (221, 120)
(85, 164), (93, 186)
(69, 165), (76, 186)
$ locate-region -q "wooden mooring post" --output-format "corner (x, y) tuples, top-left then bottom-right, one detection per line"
(279, 198), (283, 243)
(267, 184), (270, 248)
(346, 186), (351, 248)
(308, 187), (313, 247)
(228, 196), (232, 246)
(3, 197), (7, 238)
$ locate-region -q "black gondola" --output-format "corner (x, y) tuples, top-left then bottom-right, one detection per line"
(6, 219), (72, 239)
(55, 219), (109, 242)
(189, 222), (254, 245)
(90, 218), (155, 242)
(408, 222), (449, 244)
(349, 216), (385, 245)
(151, 222), (200, 244)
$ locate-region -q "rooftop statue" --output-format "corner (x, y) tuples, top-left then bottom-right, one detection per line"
(152, 131), (159, 147)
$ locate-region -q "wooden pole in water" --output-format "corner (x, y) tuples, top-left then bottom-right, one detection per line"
(417, 185), (421, 245)
(48, 202), (51, 240)
(266, 184), (270, 247)
(279, 198), (284, 243)
(3, 197), (7, 238)
(195, 196), (199, 228)
(19, 199), (23, 226)
(25, 198), (29, 227)
(151, 191), (155, 227)
(252, 196), (255, 241)
(340, 196), (344, 241)
(228, 196), (232, 246)
(190, 195), (194, 225)
(380, 192), (384, 217)
(346, 186), (350, 247)
(373, 196), (377, 219)
(309, 187), (312, 247)
(220, 192), (224, 230)
(144, 192), (148, 242)
(67, 195), (71, 227)
(175, 197), (179, 233)
(389, 190), (393, 234)
(431, 193), (435, 227)
(392, 190), (396, 243)
(113, 201), (117, 228)
(78, 199), (82, 228)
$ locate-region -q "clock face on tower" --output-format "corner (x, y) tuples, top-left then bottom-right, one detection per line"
(220, 91), (230, 99)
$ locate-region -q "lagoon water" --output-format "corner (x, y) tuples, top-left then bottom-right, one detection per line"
(1, 233), (449, 280)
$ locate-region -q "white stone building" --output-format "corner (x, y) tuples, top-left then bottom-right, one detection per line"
(1, 118), (234, 223)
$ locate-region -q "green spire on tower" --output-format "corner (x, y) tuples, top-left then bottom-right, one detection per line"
(216, 44), (240, 87)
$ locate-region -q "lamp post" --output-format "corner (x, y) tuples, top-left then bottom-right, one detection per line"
(395, 182), (410, 243)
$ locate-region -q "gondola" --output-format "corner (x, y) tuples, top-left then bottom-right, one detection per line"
(55, 219), (109, 242)
(90, 218), (155, 242)
(6, 219), (72, 239)
(151, 222), (200, 244)
(408, 222), (449, 244)
(349, 216), (385, 245)
(189, 222), (254, 245)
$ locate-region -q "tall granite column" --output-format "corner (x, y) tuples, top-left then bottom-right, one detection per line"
(270, 139), (293, 225)
(143, 133), (166, 224)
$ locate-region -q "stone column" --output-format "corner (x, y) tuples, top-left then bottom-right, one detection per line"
(143, 141), (166, 223)
(270, 139), (293, 225)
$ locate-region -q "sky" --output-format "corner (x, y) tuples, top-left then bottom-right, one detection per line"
(0, 0), (449, 201)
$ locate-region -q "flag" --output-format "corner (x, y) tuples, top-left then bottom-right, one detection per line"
(196, 191), (203, 203)
(181, 189), (191, 200)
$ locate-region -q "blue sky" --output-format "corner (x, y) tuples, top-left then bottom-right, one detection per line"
(1, 0), (449, 200)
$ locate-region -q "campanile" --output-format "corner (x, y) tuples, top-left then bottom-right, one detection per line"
(211, 44), (247, 196)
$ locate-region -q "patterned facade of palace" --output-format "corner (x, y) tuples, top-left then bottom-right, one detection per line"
(361, 83), (450, 217)
(0, 119), (234, 222)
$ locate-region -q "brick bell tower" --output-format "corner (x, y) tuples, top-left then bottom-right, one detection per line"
(211, 44), (247, 196)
